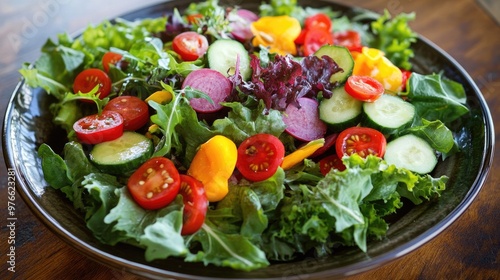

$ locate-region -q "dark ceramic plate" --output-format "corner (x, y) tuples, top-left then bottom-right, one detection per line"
(2, 0), (495, 279)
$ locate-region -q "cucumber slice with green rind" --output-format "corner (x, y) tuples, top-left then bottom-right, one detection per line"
(207, 39), (251, 81)
(319, 86), (363, 132)
(90, 131), (153, 175)
(362, 94), (416, 134)
(314, 45), (354, 84)
(384, 134), (437, 174)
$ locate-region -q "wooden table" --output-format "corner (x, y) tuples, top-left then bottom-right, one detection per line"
(1, 0), (498, 279)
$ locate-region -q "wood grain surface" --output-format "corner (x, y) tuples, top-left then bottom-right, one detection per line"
(1, 0), (498, 279)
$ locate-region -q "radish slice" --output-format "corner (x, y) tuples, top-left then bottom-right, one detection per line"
(182, 69), (233, 113)
(229, 9), (259, 42)
(283, 97), (327, 142)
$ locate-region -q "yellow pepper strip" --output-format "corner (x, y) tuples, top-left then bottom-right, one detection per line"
(187, 135), (237, 202)
(353, 47), (403, 92)
(250, 15), (302, 56)
(145, 90), (173, 104)
(281, 138), (325, 170)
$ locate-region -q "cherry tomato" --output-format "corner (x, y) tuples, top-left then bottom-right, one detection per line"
(401, 69), (412, 91)
(127, 157), (181, 210)
(172, 31), (209, 61)
(103, 96), (149, 131)
(73, 68), (112, 99)
(179, 175), (208, 235)
(102, 51), (123, 72)
(305, 13), (332, 31)
(336, 127), (387, 158)
(73, 110), (124, 144)
(345, 75), (385, 102)
(236, 133), (285, 182)
(333, 30), (362, 52)
(303, 28), (334, 56)
(318, 154), (346, 176)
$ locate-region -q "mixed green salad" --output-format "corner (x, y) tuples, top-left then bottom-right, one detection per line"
(21, 0), (470, 271)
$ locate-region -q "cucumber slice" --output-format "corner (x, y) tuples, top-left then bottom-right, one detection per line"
(319, 86), (363, 132)
(384, 134), (437, 174)
(207, 39), (251, 80)
(89, 131), (153, 175)
(314, 45), (354, 84)
(362, 94), (415, 134)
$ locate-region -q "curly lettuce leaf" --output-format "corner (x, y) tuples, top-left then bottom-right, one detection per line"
(212, 101), (286, 145)
(369, 10), (417, 70)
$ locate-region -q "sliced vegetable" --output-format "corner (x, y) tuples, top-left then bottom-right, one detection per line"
(207, 39), (251, 80)
(362, 94), (415, 134)
(102, 51), (123, 72)
(319, 86), (363, 132)
(318, 154), (346, 175)
(103, 96), (150, 131)
(345, 75), (385, 102)
(384, 134), (437, 174)
(127, 157), (181, 210)
(314, 45), (354, 84)
(179, 174), (208, 235)
(172, 31), (209, 61)
(73, 68), (112, 99)
(336, 127), (387, 158)
(283, 97), (327, 141)
(310, 133), (338, 158)
(229, 9), (259, 42)
(89, 131), (153, 174)
(187, 135), (237, 202)
(73, 110), (124, 144)
(182, 68), (233, 113)
(305, 13), (332, 31)
(281, 138), (325, 170)
(236, 133), (285, 182)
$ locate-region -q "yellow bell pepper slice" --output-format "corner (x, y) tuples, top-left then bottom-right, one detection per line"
(281, 138), (325, 170)
(251, 15), (302, 56)
(145, 90), (173, 104)
(187, 135), (237, 202)
(353, 47), (403, 92)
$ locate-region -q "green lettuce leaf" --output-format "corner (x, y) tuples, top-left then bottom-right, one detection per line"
(405, 72), (469, 125)
(369, 10), (417, 70)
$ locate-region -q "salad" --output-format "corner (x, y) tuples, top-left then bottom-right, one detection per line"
(21, 0), (470, 272)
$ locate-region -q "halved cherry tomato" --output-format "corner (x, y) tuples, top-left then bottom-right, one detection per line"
(73, 68), (112, 99)
(172, 31), (209, 61)
(345, 75), (385, 102)
(305, 13), (332, 31)
(318, 154), (346, 176)
(179, 175), (208, 235)
(334, 30), (362, 52)
(336, 127), (387, 158)
(103, 96), (149, 131)
(73, 110), (124, 144)
(102, 52), (123, 72)
(303, 28), (334, 56)
(127, 157), (181, 210)
(236, 133), (285, 182)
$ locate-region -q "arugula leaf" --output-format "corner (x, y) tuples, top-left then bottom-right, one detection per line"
(186, 222), (269, 271)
